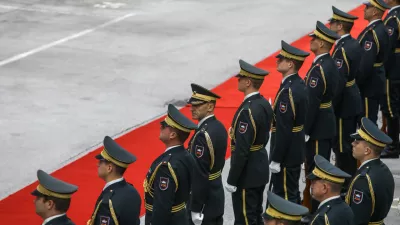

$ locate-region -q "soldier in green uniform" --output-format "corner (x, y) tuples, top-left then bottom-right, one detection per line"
(302, 155), (354, 225)
(381, 0), (400, 158)
(226, 59), (273, 225)
(88, 136), (141, 225)
(269, 40), (310, 204)
(187, 83), (228, 225)
(144, 104), (197, 225)
(329, 6), (363, 189)
(32, 170), (78, 225)
(303, 21), (341, 213)
(346, 117), (395, 225)
(263, 191), (309, 225)
(357, 0), (390, 125)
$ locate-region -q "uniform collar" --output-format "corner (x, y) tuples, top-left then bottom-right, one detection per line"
(103, 177), (124, 191)
(335, 34), (350, 45)
(368, 19), (381, 26)
(359, 158), (379, 169)
(313, 53), (329, 63)
(318, 196), (341, 209)
(165, 145), (182, 153)
(244, 91), (259, 102)
(42, 213), (66, 225)
(389, 5), (400, 14)
(281, 73), (297, 84)
(198, 115), (214, 128)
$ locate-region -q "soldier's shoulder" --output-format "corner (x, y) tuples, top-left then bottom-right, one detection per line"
(204, 119), (227, 135)
(249, 95), (272, 111)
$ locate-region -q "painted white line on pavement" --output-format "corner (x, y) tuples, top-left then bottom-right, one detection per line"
(0, 12), (136, 67)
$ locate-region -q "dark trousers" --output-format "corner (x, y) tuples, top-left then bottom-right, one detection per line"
(269, 165), (301, 204)
(361, 96), (379, 125)
(232, 185), (265, 225)
(189, 215), (223, 225)
(332, 117), (358, 189)
(381, 81), (400, 149)
(303, 139), (332, 213)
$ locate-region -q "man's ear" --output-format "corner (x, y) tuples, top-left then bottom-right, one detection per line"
(45, 199), (55, 210)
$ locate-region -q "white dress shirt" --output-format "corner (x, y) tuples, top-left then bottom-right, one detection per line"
(103, 177), (124, 191)
(244, 91), (259, 102)
(368, 19), (380, 27)
(359, 158), (379, 169)
(318, 195), (341, 209)
(198, 115), (215, 128)
(165, 145), (182, 153)
(313, 53), (329, 63)
(42, 213), (66, 225)
(335, 34), (350, 45)
(282, 73), (297, 84)
(389, 5), (400, 14)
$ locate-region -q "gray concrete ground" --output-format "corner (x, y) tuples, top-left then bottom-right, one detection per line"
(0, 0), (363, 199)
(2, 0), (399, 224)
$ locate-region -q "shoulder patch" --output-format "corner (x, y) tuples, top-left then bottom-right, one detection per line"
(238, 121), (248, 134)
(309, 77), (318, 88)
(364, 41), (373, 51)
(335, 58), (343, 69)
(159, 177), (169, 190)
(388, 26), (394, 36)
(353, 189), (363, 204)
(100, 216), (110, 225)
(279, 102), (287, 113)
(195, 145), (204, 158)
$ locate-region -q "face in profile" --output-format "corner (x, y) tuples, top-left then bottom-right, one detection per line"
(190, 102), (211, 121)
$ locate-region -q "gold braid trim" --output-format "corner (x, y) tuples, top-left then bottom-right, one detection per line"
(204, 131), (215, 170)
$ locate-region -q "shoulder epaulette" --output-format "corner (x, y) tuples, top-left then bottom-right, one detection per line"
(318, 204), (331, 216)
(200, 123), (209, 132)
(243, 100), (252, 110)
(161, 154), (172, 164)
(360, 166), (370, 177)
(102, 189), (115, 202)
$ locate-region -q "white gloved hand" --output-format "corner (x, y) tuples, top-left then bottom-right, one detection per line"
(305, 134), (310, 142)
(225, 183), (237, 193)
(191, 212), (204, 225)
(269, 161), (281, 173)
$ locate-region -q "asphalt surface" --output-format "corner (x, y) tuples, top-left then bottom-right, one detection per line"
(2, 0), (399, 224)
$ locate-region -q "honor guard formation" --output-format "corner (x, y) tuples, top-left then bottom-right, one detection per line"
(31, 1), (399, 225)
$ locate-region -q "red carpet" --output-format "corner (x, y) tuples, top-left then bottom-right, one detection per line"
(0, 5), (368, 224)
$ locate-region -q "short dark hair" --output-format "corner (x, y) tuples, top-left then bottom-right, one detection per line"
(292, 59), (304, 71)
(170, 127), (190, 143)
(331, 20), (354, 33)
(250, 78), (264, 89)
(103, 160), (127, 176)
(113, 164), (127, 176)
(341, 22), (354, 33)
(324, 180), (342, 193)
(366, 142), (384, 156)
(43, 195), (71, 213)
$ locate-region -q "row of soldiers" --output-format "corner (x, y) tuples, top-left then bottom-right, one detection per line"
(30, 0), (398, 225)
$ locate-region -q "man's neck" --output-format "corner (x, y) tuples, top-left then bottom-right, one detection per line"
(197, 112), (214, 122)
(243, 88), (258, 97)
(368, 16), (381, 23)
(165, 141), (182, 149)
(337, 30), (349, 37)
(42, 211), (63, 221)
(359, 155), (379, 165)
(318, 193), (340, 206)
(104, 175), (123, 184)
(282, 69), (297, 77)
(314, 50), (329, 57)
